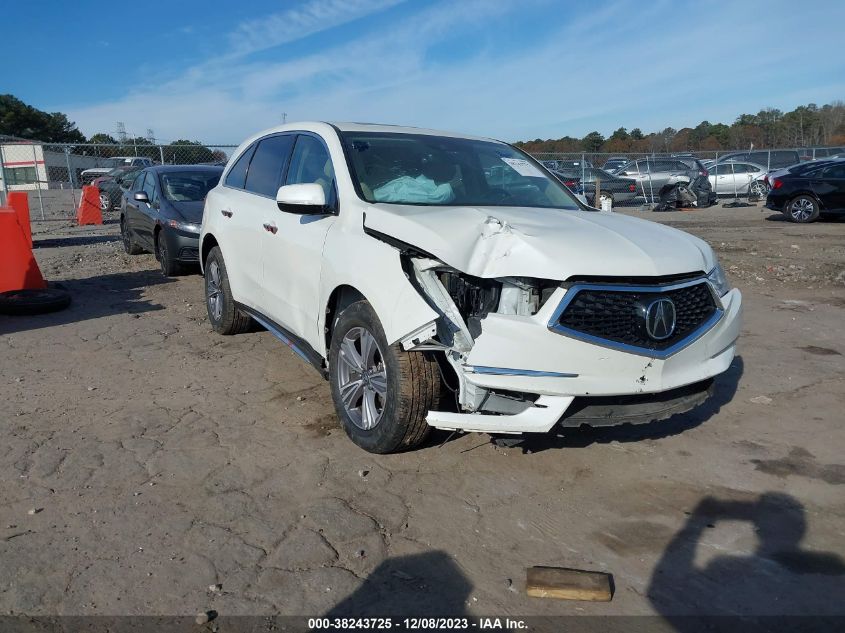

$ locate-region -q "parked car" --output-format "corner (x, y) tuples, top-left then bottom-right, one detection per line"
(708, 161), (768, 197)
(199, 122), (741, 453)
(716, 149), (799, 170)
(765, 158), (845, 222)
(92, 167), (141, 210)
(552, 167), (638, 206)
(82, 157), (155, 184)
(798, 147), (845, 161)
(121, 165), (223, 275)
(612, 157), (710, 201)
(542, 158), (592, 171)
(601, 157), (629, 172)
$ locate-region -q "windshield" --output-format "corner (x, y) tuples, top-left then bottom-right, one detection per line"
(340, 132), (580, 209)
(160, 171), (222, 202)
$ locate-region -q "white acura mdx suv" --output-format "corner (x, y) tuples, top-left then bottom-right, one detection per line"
(200, 123), (742, 453)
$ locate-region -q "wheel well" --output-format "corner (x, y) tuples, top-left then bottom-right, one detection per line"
(324, 285), (366, 352)
(201, 234), (219, 268)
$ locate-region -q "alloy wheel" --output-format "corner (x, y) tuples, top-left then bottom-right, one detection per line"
(790, 198), (815, 221)
(99, 193), (111, 211)
(336, 327), (387, 430)
(206, 260), (223, 322)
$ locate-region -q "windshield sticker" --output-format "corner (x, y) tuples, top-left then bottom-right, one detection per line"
(501, 157), (544, 178)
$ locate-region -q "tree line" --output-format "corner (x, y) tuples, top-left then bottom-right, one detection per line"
(516, 100), (845, 154)
(0, 94), (223, 164)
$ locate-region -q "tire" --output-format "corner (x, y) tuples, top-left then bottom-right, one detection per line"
(328, 300), (440, 453)
(204, 246), (251, 335)
(121, 217), (143, 254)
(156, 230), (183, 277)
(0, 287), (71, 316)
(785, 195), (820, 223)
(99, 191), (111, 211)
(748, 180), (768, 199)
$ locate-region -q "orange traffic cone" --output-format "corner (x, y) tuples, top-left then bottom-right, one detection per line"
(77, 185), (103, 225)
(0, 208), (47, 293)
(7, 191), (32, 246)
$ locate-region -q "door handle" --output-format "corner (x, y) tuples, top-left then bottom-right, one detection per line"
(263, 223), (278, 235)
(221, 209), (233, 218)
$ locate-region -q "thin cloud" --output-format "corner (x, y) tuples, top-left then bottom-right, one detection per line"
(61, 0), (843, 143)
(228, 0), (404, 57)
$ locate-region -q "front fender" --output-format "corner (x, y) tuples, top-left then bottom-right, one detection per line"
(317, 229), (438, 356)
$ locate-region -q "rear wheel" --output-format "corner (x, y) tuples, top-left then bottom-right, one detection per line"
(329, 300), (440, 453)
(204, 246), (251, 334)
(99, 192), (111, 211)
(748, 180), (768, 199)
(785, 195), (819, 223)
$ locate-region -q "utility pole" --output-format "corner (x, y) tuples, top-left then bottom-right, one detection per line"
(282, 112), (287, 124)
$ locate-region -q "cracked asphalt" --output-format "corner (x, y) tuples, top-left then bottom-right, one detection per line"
(1, 201), (844, 617)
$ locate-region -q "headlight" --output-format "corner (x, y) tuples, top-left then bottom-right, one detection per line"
(707, 262), (731, 297)
(168, 219), (201, 234)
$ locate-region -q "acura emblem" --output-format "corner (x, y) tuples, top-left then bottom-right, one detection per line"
(645, 298), (676, 340)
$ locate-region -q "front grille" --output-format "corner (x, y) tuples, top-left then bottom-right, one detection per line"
(555, 281), (718, 351)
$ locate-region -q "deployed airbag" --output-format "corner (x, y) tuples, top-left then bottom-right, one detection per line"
(373, 175), (455, 204)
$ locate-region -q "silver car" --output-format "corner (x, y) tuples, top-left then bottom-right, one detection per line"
(613, 157), (708, 201)
(708, 161), (768, 196)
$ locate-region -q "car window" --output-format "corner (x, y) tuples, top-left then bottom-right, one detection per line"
(244, 135), (295, 197)
(822, 164), (845, 178)
(729, 164), (746, 174)
(225, 143), (256, 189)
(342, 131), (578, 209)
(286, 135), (335, 203)
(142, 172), (158, 204)
(131, 172), (145, 192)
(161, 171), (222, 201)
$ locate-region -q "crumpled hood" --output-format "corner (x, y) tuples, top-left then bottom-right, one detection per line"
(169, 200), (204, 224)
(364, 204), (715, 279)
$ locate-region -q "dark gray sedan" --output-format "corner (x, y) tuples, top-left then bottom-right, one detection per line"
(120, 165), (223, 276)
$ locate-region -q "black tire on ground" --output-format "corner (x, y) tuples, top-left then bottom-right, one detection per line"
(156, 230), (183, 277)
(0, 288), (71, 316)
(204, 246), (251, 335)
(328, 299), (440, 453)
(785, 195), (820, 223)
(121, 217), (143, 254)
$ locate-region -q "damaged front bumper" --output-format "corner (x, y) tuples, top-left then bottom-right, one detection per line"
(420, 278), (742, 434)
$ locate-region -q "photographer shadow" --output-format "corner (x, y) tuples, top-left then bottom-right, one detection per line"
(648, 493), (845, 627)
(323, 551), (472, 618)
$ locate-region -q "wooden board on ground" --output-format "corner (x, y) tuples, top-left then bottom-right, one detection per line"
(525, 566), (613, 601)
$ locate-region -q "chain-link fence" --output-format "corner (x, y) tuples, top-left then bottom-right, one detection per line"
(0, 136), (236, 219)
(2, 135), (843, 217)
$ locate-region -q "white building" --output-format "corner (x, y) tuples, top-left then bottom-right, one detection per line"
(0, 141), (111, 192)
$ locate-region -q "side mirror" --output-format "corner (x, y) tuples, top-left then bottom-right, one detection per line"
(276, 183), (328, 214)
(133, 191), (149, 203)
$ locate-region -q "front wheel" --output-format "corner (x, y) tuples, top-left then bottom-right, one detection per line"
(121, 217), (143, 254)
(156, 230), (183, 277)
(329, 300), (440, 453)
(785, 195), (819, 223)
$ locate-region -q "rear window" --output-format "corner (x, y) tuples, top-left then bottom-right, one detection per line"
(244, 135), (295, 197)
(225, 144), (256, 189)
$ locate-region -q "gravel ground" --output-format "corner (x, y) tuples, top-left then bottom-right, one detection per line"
(1, 201), (844, 619)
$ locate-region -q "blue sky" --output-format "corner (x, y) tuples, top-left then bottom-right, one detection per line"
(5, 0), (844, 143)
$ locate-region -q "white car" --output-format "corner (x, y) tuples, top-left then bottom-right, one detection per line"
(200, 123), (742, 453)
(708, 161), (768, 197)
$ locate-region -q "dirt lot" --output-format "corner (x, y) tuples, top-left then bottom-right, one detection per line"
(1, 201), (844, 620)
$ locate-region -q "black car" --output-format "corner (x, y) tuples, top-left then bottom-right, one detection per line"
(552, 167), (638, 205)
(718, 149), (800, 170)
(94, 167), (142, 211)
(120, 165), (224, 275)
(765, 159), (845, 223)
